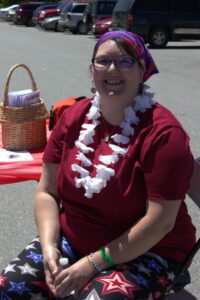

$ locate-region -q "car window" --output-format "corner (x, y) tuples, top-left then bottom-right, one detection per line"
(175, 0), (200, 12)
(97, 1), (117, 14)
(29, 4), (41, 9)
(58, 3), (67, 10)
(61, 3), (72, 13)
(113, 0), (133, 12)
(35, 4), (58, 13)
(134, 0), (172, 11)
(21, 3), (41, 10)
(72, 5), (87, 13)
(84, 2), (92, 14)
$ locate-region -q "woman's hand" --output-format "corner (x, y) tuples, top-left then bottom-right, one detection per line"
(54, 256), (95, 298)
(43, 245), (61, 296)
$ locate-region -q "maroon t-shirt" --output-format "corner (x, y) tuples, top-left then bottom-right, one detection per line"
(43, 98), (196, 262)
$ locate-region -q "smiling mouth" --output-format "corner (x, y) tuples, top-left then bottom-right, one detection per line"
(105, 79), (124, 85)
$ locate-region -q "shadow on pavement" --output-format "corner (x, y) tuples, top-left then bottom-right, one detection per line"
(166, 289), (197, 300)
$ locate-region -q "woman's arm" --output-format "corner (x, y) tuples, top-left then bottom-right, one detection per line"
(34, 163), (61, 295)
(92, 198), (182, 266)
(34, 163), (60, 251)
(53, 198), (182, 298)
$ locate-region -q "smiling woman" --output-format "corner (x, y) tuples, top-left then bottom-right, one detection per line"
(91, 40), (143, 107)
(0, 31), (196, 300)
(90, 32), (158, 120)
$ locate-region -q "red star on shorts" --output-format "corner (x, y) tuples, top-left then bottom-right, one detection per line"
(154, 290), (162, 299)
(156, 275), (168, 287)
(96, 271), (141, 299)
(83, 281), (93, 292)
(0, 275), (7, 287)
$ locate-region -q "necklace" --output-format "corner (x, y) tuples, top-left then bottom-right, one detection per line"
(105, 134), (113, 143)
(101, 117), (117, 143)
(71, 85), (155, 199)
(105, 135), (111, 143)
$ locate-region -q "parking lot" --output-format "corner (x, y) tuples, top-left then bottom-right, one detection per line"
(0, 21), (200, 299)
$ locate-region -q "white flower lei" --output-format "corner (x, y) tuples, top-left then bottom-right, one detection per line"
(71, 85), (155, 198)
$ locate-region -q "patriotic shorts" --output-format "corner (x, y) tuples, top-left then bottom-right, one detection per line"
(0, 233), (181, 299)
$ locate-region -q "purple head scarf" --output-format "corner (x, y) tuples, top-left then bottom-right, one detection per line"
(93, 31), (159, 82)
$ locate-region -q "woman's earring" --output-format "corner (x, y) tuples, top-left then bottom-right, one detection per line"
(91, 84), (96, 94)
(138, 82), (143, 95)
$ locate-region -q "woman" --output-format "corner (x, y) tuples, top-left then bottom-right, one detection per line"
(0, 31), (196, 300)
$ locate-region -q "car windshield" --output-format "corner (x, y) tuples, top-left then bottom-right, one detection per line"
(1, 4), (18, 11)
(96, 1), (117, 14)
(34, 4), (59, 13)
(72, 4), (88, 13)
(61, 3), (72, 13)
(113, 0), (133, 12)
(58, 2), (68, 10)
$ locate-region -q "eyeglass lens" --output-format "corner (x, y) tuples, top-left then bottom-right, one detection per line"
(93, 57), (136, 69)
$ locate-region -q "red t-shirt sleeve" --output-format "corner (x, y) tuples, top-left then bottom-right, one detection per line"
(142, 126), (194, 200)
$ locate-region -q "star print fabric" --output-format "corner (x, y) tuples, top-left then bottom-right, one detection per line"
(0, 234), (81, 300)
(0, 236), (181, 300)
(78, 252), (181, 300)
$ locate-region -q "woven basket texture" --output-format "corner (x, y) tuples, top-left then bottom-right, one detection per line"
(0, 64), (49, 150)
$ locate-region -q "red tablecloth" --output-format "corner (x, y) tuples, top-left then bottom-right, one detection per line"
(0, 122), (50, 184)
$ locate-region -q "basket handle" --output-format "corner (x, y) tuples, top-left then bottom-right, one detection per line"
(3, 63), (38, 107)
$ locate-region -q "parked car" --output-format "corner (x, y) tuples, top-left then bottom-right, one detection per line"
(92, 17), (112, 36)
(0, 4), (19, 21)
(82, 0), (117, 30)
(14, 2), (45, 26)
(58, 2), (89, 34)
(112, 0), (200, 48)
(32, 3), (60, 25)
(4, 5), (19, 22)
(40, 15), (64, 31)
(34, 2), (67, 26)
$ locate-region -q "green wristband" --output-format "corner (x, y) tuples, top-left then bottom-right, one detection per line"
(99, 247), (115, 267)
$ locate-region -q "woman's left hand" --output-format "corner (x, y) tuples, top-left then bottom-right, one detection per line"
(54, 256), (95, 298)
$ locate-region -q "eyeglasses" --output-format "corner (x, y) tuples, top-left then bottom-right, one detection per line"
(92, 57), (138, 70)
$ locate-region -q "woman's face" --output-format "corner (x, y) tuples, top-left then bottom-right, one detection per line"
(91, 39), (144, 107)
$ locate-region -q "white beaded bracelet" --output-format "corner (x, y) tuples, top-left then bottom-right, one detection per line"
(87, 253), (102, 273)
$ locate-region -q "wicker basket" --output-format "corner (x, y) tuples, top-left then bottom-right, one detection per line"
(0, 64), (49, 150)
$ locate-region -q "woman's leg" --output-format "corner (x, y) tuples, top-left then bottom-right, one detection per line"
(0, 234), (81, 300)
(79, 252), (181, 300)
(0, 237), (48, 299)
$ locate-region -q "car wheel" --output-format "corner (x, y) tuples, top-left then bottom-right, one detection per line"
(149, 27), (169, 48)
(77, 22), (89, 35)
(55, 22), (65, 32)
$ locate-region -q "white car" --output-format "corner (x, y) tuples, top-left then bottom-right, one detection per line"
(0, 4), (19, 21)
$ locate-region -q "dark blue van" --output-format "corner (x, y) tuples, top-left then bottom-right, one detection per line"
(112, 0), (200, 48)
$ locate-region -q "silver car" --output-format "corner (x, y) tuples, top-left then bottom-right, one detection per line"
(40, 15), (65, 32)
(58, 2), (89, 34)
(0, 4), (19, 21)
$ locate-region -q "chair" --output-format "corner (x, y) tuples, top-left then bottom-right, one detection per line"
(162, 157), (200, 299)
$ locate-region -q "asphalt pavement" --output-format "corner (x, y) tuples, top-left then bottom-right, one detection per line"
(0, 21), (200, 299)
